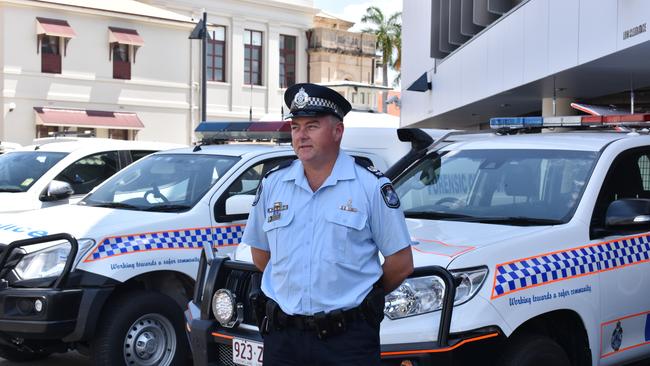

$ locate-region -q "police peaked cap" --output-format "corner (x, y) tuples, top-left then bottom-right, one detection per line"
(284, 83), (352, 121)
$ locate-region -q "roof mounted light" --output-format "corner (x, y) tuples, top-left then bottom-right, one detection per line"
(195, 121), (291, 143)
(489, 117), (542, 129)
(490, 113), (650, 130)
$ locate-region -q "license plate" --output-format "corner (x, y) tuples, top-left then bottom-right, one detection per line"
(232, 337), (264, 366)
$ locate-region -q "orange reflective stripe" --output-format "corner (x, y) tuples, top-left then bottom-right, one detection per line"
(380, 332), (499, 357)
(212, 332), (234, 340)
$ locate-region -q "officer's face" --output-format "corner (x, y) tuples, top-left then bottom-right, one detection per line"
(290, 115), (343, 165)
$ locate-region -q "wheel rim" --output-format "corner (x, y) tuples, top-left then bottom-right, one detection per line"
(123, 313), (176, 366)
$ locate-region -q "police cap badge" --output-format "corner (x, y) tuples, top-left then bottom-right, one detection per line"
(284, 83), (352, 121)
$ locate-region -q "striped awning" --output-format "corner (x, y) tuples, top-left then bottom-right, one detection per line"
(36, 17), (76, 38)
(34, 107), (144, 130)
(109, 27), (144, 46)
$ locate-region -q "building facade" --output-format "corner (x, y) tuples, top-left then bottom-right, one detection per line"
(307, 12), (389, 113)
(0, 0), (314, 145)
(402, 0), (650, 129)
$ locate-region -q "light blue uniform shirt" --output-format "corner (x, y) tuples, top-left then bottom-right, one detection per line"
(242, 151), (412, 315)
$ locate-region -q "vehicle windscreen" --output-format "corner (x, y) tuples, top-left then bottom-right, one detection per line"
(80, 154), (240, 212)
(0, 151), (68, 192)
(394, 149), (598, 225)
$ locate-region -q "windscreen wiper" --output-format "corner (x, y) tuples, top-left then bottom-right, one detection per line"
(0, 187), (22, 192)
(89, 202), (141, 210)
(404, 210), (476, 220)
(466, 216), (564, 226)
(143, 204), (192, 212)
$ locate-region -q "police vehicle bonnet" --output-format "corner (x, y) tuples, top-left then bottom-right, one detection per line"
(284, 83), (352, 121)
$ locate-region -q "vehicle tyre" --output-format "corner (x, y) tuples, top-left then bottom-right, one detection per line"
(0, 345), (50, 362)
(497, 334), (571, 366)
(90, 291), (189, 366)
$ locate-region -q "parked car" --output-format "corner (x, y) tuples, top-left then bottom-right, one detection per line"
(188, 114), (650, 366)
(0, 141), (21, 154)
(0, 122), (408, 365)
(0, 138), (183, 213)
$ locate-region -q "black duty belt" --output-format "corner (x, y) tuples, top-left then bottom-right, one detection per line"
(283, 307), (364, 331)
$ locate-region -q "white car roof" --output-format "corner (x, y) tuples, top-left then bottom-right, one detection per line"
(18, 139), (185, 154)
(442, 132), (631, 152)
(156, 144), (292, 158)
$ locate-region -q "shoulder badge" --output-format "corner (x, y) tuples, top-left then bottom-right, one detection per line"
(264, 159), (294, 178)
(381, 183), (400, 209)
(354, 156), (384, 178)
(252, 181), (262, 206)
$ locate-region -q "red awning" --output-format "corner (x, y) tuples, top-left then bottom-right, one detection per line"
(109, 27), (144, 46)
(36, 17), (76, 38)
(34, 107), (144, 130)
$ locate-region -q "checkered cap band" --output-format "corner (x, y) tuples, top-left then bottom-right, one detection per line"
(492, 234), (650, 298)
(290, 96), (345, 119)
(86, 225), (245, 262)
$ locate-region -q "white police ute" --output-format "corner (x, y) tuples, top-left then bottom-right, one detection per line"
(0, 121), (403, 365)
(0, 138), (183, 213)
(187, 114), (650, 366)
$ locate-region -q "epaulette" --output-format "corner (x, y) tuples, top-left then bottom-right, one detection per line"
(264, 159), (294, 178)
(354, 156), (384, 179)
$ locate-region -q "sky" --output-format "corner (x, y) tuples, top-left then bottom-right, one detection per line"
(312, 0), (402, 31)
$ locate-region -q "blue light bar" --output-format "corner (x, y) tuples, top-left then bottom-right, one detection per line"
(490, 117), (543, 129)
(195, 121), (291, 142)
(195, 122), (231, 132)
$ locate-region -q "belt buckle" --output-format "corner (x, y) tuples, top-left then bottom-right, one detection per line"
(313, 311), (329, 340)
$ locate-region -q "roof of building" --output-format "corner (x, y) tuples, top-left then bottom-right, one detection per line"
(314, 10), (355, 29)
(33, 0), (193, 23)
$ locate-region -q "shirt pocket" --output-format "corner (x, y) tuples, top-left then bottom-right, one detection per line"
(262, 210), (294, 266)
(324, 210), (368, 264)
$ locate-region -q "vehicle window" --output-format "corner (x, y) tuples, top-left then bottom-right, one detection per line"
(394, 149), (597, 224)
(591, 148), (650, 234)
(81, 153), (240, 211)
(130, 150), (156, 164)
(55, 151), (119, 195)
(0, 152), (68, 192)
(224, 157), (296, 199)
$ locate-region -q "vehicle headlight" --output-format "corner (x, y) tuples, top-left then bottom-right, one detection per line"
(384, 267), (488, 320)
(212, 289), (243, 328)
(13, 239), (95, 281)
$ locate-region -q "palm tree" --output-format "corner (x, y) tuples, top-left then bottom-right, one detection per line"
(361, 7), (401, 88)
(391, 22), (402, 87)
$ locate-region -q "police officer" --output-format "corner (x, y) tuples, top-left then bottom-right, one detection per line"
(242, 83), (414, 366)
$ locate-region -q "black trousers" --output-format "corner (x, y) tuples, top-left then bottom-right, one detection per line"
(262, 318), (381, 366)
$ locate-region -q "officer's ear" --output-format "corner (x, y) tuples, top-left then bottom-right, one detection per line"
(331, 115), (344, 142)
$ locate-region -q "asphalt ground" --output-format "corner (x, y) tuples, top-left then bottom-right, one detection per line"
(0, 351), (91, 365)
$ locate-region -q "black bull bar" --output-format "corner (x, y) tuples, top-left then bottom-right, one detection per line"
(189, 253), (460, 365)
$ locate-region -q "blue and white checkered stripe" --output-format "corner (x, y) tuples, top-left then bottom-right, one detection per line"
(85, 225), (245, 262)
(492, 233), (650, 298)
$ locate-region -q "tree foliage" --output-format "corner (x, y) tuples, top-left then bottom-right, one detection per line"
(361, 6), (402, 87)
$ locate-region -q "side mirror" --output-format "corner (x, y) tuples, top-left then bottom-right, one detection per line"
(605, 198), (650, 227)
(40, 180), (74, 202)
(225, 195), (255, 216)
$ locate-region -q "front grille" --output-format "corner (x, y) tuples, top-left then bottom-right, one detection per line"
(217, 344), (236, 366)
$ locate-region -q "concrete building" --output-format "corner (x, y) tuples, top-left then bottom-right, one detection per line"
(307, 11), (390, 113)
(402, 0), (650, 129)
(147, 0), (313, 124)
(0, 0), (314, 145)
